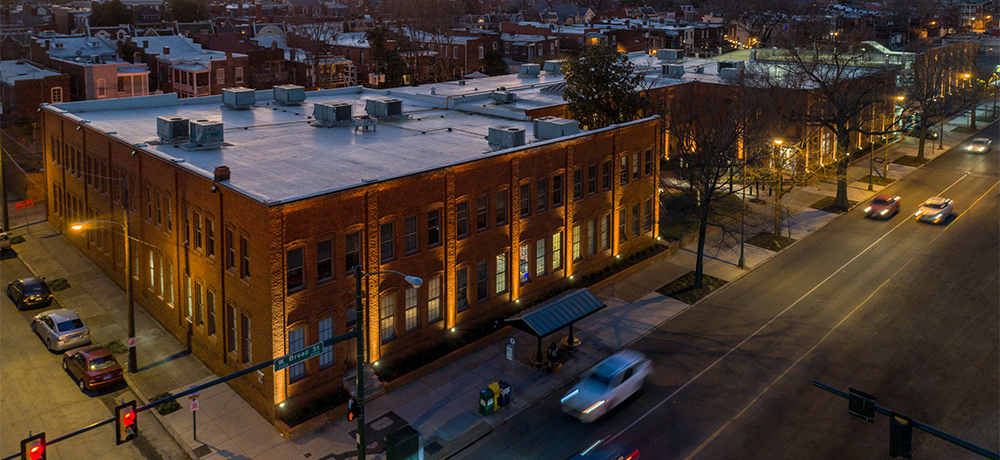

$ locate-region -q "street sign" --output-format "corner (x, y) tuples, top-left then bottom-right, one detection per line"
(128, 337), (136, 347)
(273, 343), (324, 371)
(190, 399), (199, 411)
(506, 343), (513, 361)
(14, 199), (34, 210)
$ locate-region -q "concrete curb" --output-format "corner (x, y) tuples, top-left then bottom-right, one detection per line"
(122, 372), (201, 460)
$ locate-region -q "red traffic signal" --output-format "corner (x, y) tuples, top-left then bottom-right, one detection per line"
(20, 432), (45, 460)
(347, 398), (358, 421)
(115, 400), (138, 445)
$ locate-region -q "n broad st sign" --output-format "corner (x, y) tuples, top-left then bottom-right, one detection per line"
(273, 343), (324, 372)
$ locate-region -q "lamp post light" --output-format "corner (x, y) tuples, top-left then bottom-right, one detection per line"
(352, 266), (422, 460)
(772, 138), (783, 237)
(738, 157), (747, 269)
(72, 217), (136, 373)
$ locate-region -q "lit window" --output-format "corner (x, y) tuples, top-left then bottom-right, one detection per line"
(495, 252), (507, 294)
(380, 292), (395, 342)
(288, 326), (306, 381)
(405, 287), (418, 331)
(456, 267), (469, 311)
(318, 317), (334, 367)
(427, 277), (442, 322)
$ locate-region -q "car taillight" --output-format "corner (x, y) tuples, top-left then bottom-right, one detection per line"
(624, 449), (640, 460)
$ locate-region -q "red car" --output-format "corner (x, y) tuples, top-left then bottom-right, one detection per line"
(62, 345), (123, 391)
(864, 195), (901, 219)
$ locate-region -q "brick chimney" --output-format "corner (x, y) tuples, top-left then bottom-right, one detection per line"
(214, 166), (231, 181)
(255, 3), (262, 20)
(163, 45), (170, 56)
(143, 39), (148, 48)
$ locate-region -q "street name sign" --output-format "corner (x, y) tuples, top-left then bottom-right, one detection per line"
(273, 343), (324, 371)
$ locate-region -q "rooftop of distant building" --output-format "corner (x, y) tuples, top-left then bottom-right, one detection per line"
(1, 60), (63, 85)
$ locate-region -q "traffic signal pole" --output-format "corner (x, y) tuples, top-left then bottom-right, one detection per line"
(355, 265), (367, 460)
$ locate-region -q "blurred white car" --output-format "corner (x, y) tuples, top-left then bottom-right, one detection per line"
(967, 138), (992, 153)
(914, 197), (954, 224)
(561, 350), (651, 423)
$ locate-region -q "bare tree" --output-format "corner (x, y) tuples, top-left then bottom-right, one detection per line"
(384, 0), (465, 82)
(288, 22), (342, 89)
(708, 0), (805, 47)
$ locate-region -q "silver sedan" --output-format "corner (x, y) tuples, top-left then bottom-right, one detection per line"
(31, 309), (91, 351)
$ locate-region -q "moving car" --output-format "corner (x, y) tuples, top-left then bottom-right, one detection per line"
(864, 195), (901, 219)
(906, 128), (938, 140)
(967, 138), (992, 153)
(32, 308), (91, 351)
(914, 197), (954, 224)
(62, 345), (123, 391)
(569, 440), (639, 460)
(6, 277), (53, 310)
(561, 350), (651, 423)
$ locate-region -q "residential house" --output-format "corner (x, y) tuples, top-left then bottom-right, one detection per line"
(29, 35), (153, 101)
(1, 60), (70, 121)
(193, 32), (292, 89)
(127, 35), (249, 97)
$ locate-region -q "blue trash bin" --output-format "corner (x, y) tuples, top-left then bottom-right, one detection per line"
(498, 380), (512, 407)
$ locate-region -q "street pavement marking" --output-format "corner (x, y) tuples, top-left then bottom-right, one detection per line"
(680, 178), (998, 460)
(602, 172), (993, 453)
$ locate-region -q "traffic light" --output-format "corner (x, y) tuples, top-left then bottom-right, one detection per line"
(115, 400), (138, 445)
(347, 398), (358, 421)
(20, 432), (45, 460)
(889, 413), (913, 458)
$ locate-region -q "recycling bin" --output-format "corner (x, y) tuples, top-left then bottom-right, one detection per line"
(498, 380), (512, 407)
(479, 388), (495, 416)
(385, 424), (421, 460)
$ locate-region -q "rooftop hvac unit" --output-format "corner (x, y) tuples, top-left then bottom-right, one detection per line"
(719, 67), (744, 81)
(365, 98), (403, 119)
(273, 85), (306, 105)
(313, 102), (353, 125)
(222, 87), (255, 109)
(519, 63), (540, 77)
(492, 91), (518, 104)
(190, 120), (224, 147)
(542, 60), (565, 72)
(666, 64), (685, 77)
(716, 60), (745, 73)
(156, 116), (189, 143)
(657, 49), (683, 62)
(487, 126), (526, 151)
(533, 117), (580, 140)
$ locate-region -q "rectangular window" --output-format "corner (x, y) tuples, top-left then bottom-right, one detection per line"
(519, 183), (531, 217)
(572, 225), (581, 261)
(317, 239), (333, 282)
(185, 275), (193, 319)
(644, 150), (653, 176)
(536, 238), (546, 276)
(207, 290), (216, 336)
(644, 199), (653, 232)
(227, 305), (236, 352)
(240, 236), (250, 278)
(602, 161), (611, 190)
(427, 210), (441, 247)
(588, 165), (597, 195)
(205, 218), (214, 257)
(51, 87), (63, 103)
(476, 195), (488, 231)
(194, 281), (203, 326)
(241, 314), (252, 363)
(235, 67), (244, 83)
(380, 222), (395, 262)
(536, 179), (547, 211)
(288, 327), (305, 380)
(380, 293), (395, 342)
(573, 169), (583, 199)
(602, 215), (611, 249)
(553, 175), (563, 207)
(157, 255), (164, 296)
(154, 190), (161, 226)
(193, 211), (202, 250)
(519, 243), (530, 284)
(477, 260), (488, 301)
(216, 68), (225, 84)
(619, 208), (627, 242)
(166, 260), (174, 305)
(145, 186), (152, 220)
(165, 194), (172, 233)
(345, 231), (360, 271)
(428, 277), (441, 322)
(148, 251), (155, 289)
(632, 152), (640, 179)
(632, 204), (640, 237)
(496, 252), (507, 294)
(404, 215), (418, 254)
(318, 317), (334, 367)
(496, 190), (507, 225)
(552, 232), (562, 271)
(287, 247), (304, 292)
(456, 267), (469, 311)
(456, 202), (469, 238)
(405, 287), (418, 331)
(620, 156), (628, 185)
(588, 220), (598, 256)
(225, 228), (235, 269)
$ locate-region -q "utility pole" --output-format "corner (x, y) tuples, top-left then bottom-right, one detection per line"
(354, 265), (366, 460)
(1, 143), (9, 231)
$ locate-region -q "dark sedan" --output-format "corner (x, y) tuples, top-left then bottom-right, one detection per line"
(6, 277), (53, 310)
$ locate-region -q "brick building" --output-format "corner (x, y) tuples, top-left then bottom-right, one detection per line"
(126, 35), (249, 97)
(41, 82), (661, 424)
(1, 60), (70, 121)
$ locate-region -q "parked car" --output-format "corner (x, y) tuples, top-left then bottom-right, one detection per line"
(864, 195), (901, 219)
(569, 440), (640, 460)
(906, 128), (939, 140)
(62, 345), (123, 391)
(7, 277), (53, 310)
(967, 137), (992, 153)
(561, 350), (652, 423)
(32, 308), (90, 351)
(0, 230), (10, 251)
(914, 197), (954, 224)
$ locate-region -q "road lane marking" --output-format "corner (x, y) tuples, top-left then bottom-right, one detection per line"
(681, 178), (998, 459)
(603, 173), (989, 449)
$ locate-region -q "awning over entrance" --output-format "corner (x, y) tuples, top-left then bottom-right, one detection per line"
(505, 288), (606, 363)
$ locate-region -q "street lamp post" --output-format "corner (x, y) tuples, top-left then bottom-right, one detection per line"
(738, 159), (747, 269)
(352, 266), (421, 460)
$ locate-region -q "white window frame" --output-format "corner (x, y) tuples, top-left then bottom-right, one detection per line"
(427, 277), (441, 323)
(380, 292), (395, 342)
(288, 326), (306, 381)
(405, 287), (418, 331)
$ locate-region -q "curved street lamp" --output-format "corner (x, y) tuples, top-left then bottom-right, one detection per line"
(72, 218), (137, 374)
(352, 266), (421, 460)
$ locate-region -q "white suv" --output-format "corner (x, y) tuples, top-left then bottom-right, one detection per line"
(561, 350), (652, 422)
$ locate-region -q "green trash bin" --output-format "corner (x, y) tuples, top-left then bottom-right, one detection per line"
(479, 388), (495, 416)
(385, 425), (420, 460)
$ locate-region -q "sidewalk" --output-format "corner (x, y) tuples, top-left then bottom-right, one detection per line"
(5, 105), (990, 460)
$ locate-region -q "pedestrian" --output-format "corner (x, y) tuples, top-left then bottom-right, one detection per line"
(546, 342), (561, 373)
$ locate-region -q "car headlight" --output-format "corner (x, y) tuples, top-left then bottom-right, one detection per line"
(880, 209), (888, 215)
(561, 389), (579, 404)
(864, 206), (872, 213)
(933, 213), (942, 219)
(583, 400), (606, 414)
(914, 211), (922, 216)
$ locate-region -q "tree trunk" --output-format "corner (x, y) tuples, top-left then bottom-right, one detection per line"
(774, 170), (783, 236)
(695, 208), (708, 289)
(970, 104), (977, 130)
(831, 130), (851, 211)
(916, 118), (927, 160)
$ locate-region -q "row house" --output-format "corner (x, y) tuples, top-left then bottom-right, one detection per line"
(500, 33), (561, 62)
(0, 60), (70, 121)
(406, 30), (502, 77)
(29, 35), (153, 101)
(127, 35), (249, 97)
(193, 32), (292, 89)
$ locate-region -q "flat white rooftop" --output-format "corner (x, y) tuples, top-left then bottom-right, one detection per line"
(46, 84), (588, 205)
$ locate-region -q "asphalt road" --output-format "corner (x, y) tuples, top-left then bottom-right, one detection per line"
(462, 122), (1000, 460)
(0, 250), (182, 460)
